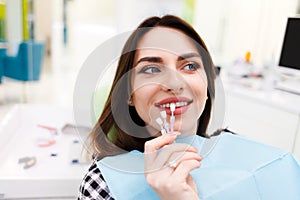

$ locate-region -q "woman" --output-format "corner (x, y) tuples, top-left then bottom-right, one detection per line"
(78, 15), (300, 200)
(79, 14), (215, 199)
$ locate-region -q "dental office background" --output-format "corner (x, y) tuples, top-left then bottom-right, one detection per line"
(0, 0), (300, 199)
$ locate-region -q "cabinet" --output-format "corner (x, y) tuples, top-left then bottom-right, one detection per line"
(222, 79), (300, 161)
(293, 120), (300, 161)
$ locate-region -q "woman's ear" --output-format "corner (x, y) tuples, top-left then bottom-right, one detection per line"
(128, 97), (134, 106)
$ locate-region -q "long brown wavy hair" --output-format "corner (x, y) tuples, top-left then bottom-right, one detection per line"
(89, 15), (216, 160)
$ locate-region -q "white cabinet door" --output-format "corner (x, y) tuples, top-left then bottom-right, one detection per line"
(224, 94), (299, 152)
(293, 116), (300, 162)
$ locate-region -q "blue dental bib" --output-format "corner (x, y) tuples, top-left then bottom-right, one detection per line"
(97, 133), (300, 200)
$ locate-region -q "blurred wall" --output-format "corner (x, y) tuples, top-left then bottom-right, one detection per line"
(34, 0), (52, 54)
(194, 0), (299, 67)
(37, 0), (300, 70)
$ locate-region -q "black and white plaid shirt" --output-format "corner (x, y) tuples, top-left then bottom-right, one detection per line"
(78, 162), (115, 200)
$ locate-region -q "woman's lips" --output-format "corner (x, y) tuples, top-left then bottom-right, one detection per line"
(154, 97), (193, 115)
(155, 97), (191, 105)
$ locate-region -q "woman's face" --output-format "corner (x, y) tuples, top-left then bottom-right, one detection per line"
(131, 27), (208, 137)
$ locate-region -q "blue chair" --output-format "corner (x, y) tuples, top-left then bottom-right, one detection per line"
(0, 44), (5, 83)
(3, 41), (45, 81)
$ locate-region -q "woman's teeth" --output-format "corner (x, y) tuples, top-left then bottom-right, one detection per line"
(160, 102), (188, 108)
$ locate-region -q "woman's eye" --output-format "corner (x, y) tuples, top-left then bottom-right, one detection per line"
(141, 66), (161, 74)
(183, 63), (200, 71)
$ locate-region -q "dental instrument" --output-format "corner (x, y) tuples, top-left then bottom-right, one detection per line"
(155, 117), (167, 135)
(170, 103), (175, 132)
(160, 110), (170, 133)
(18, 156), (37, 169)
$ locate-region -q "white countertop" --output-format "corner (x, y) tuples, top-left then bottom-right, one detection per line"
(0, 104), (91, 199)
(221, 76), (300, 115)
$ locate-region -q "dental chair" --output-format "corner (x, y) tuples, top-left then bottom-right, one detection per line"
(3, 41), (45, 81)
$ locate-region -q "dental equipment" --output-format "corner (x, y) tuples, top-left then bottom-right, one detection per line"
(160, 110), (170, 133)
(18, 156), (37, 169)
(170, 103), (175, 132)
(155, 117), (167, 135)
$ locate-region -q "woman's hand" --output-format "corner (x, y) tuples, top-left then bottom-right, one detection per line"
(144, 133), (202, 200)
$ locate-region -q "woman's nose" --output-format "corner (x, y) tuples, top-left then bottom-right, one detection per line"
(162, 70), (185, 94)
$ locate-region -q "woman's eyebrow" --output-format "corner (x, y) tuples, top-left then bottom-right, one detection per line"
(135, 57), (163, 65)
(177, 52), (201, 61)
(135, 53), (201, 66)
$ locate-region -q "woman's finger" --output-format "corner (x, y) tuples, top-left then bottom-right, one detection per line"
(144, 133), (179, 153)
(167, 151), (201, 169)
(152, 144), (198, 169)
(187, 174), (198, 194)
(172, 159), (201, 180)
(144, 133), (179, 171)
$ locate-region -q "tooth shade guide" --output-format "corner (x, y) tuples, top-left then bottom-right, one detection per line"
(170, 116), (175, 132)
(159, 110), (170, 133)
(156, 117), (167, 135)
(161, 129), (167, 135)
(160, 110), (167, 119)
(155, 117), (164, 130)
(170, 103), (175, 112)
(155, 117), (163, 126)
